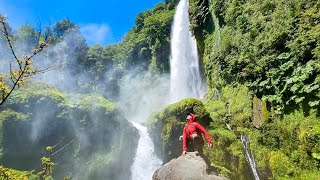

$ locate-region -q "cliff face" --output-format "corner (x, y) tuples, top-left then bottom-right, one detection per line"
(194, 0), (320, 179)
(153, 152), (228, 180)
(143, 0), (319, 179)
(0, 81), (139, 179)
(147, 97), (254, 179)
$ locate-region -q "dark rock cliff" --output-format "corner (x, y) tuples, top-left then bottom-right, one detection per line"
(0, 81), (139, 179)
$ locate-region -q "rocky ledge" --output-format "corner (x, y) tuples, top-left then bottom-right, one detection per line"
(152, 152), (229, 180)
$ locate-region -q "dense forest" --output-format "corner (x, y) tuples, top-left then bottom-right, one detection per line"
(202, 1), (320, 179)
(150, 0), (319, 179)
(0, 0), (319, 179)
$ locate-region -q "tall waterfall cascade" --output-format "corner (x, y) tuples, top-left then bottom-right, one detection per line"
(131, 0), (207, 179)
(170, 0), (206, 102)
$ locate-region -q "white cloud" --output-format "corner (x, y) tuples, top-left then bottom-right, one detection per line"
(80, 23), (112, 46)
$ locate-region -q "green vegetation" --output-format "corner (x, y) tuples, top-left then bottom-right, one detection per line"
(0, 81), (139, 179)
(203, 0), (320, 114)
(0, 166), (38, 180)
(6, 80), (67, 106)
(71, 1), (177, 97)
(1, 0), (320, 179)
(148, 98), (212, 162)
(0, 1), (177, 102)
(0, 15), (50, 108)
(148, 0), (320, 179)
(195, 0), (320, 179)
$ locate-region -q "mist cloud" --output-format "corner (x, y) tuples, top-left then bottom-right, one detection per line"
(0, 19), (170, 179)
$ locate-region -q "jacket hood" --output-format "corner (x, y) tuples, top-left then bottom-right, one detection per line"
(187, 113), (197, 123)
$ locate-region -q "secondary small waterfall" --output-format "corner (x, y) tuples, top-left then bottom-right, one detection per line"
(124, 74), (166, 180)
(170, 0), (205, 102)
(241, 135), (260, 180)
(131, 122), (162, 180)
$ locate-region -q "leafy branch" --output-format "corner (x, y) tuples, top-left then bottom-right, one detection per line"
(38, 138), (74, 180)
(0, 15), (51, 108)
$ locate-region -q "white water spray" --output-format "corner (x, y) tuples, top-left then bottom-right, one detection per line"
(128, 109), (163, 180)
(170, 0), (206, 102)
(131, 122), (162, 180)
(123, 74), (166, 180)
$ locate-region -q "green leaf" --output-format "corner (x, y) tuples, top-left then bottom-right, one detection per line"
(279, 60), (294, 71)
(294, 96), (305, 103)
(285, 78), (293, 84)
(312, 152), (320, 160)
(309, 100), (320, 107)
(259, 79), (269, 87)
(277, 52), (291, 60)
(304, 84), (319, 93)
(46, 146), (53, 151)
(290, 84), (300, 92)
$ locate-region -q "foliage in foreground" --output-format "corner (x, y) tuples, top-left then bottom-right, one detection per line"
(0, 15), (50, 108)
(0, 166), (38, 180)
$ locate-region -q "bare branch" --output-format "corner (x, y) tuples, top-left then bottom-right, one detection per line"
(0, 15), (21, 70)
(52, 137), (65, 149)
(36, 20), (42, 48)
(9, 63), (17, 82)
(51, 140), (74, 156)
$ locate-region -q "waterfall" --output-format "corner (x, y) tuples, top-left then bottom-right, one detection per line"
(130, 0), (207, 178)
(131, 122), (162, 180)
(241, 135), (260, 180)
(170, 0), (206, 102)
(127, 103), (163, 180)
(123, 74), (165, 180)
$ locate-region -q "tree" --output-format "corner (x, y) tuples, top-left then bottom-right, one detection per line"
(53, 18), (76, 37)
(0, 15), (50, 108)
(135, 10), (152, 32)
(59, 28), (88, 75)
(14, 24), (39, 54)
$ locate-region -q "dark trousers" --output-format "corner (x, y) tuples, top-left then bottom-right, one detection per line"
(186, 134), (204, 153)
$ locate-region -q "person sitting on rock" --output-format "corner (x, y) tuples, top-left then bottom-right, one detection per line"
(181, 113), (212, 155)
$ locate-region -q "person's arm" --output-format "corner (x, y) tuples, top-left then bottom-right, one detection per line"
(182, 127), (187, 155)
(195, 122), (212, 144)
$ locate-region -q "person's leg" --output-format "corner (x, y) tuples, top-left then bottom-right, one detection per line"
(179, 135), (194, 152)
(192, 134), (201, 153)
(198, 138), (204, 154)
(187, 139), (194, 152)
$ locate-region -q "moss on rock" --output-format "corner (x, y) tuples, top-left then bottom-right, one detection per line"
(148, 98), (212, 162)
(252, 96), (269, 129)
(0, 80), (139, 179)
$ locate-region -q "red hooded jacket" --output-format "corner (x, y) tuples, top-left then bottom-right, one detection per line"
(182, 113), (212, 151)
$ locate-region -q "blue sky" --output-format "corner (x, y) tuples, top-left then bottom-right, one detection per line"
(0, 0), (164, 45)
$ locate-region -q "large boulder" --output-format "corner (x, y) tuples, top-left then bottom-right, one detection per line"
(152, 152), (228, 180)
